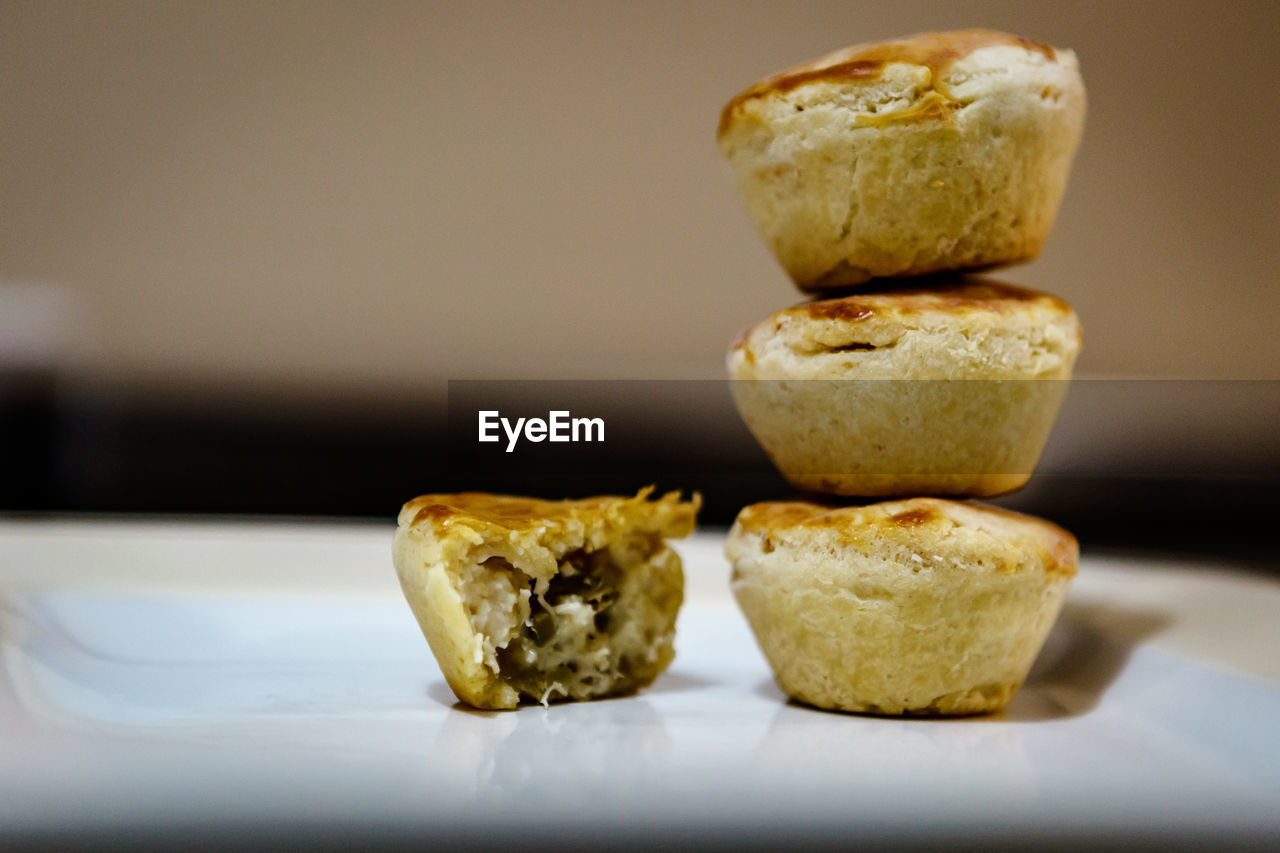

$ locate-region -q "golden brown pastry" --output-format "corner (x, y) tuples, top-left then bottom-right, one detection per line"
(728, 277), (1081, 497)
(727, 497), (1077, 715)
(393, 487), (699, 710)
(718, 29), (1086, 291)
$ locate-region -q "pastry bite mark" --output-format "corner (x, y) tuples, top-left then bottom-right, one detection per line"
(393, 488), (699, 710)
(718, 29), (1056, 137)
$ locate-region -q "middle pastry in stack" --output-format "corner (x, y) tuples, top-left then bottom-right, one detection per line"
(728, 277), (1080, 497)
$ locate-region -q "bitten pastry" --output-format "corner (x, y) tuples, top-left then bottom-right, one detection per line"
(393, 488), (699, 710)
(727, 498), (1077, 715)
(718, 29), (1086, 291)
(728, 277), (1081, 497)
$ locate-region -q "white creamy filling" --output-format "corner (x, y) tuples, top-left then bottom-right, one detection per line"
(458, 559), (530, 674)
(455, 538), (670, 703)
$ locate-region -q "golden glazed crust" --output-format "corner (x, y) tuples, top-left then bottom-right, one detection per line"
(734, 498), (1077, 579)
(399, 489), (698, 544)
(770, 278), (1071, 324)
(725, 278), (1080, 497)
(394, 488), (699, 709)
(730, 277), (1080, 380)
(727, 498), (1077, 715)
(718, 29), (1056, 137)
(716, 29), (1086, 290)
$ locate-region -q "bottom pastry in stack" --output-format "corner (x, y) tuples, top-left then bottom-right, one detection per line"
(726, 497), (1077, 715)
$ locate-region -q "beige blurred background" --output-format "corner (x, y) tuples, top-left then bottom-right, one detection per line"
(2, 0), (1278, 399)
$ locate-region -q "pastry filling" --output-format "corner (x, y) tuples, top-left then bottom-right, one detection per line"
(461, 538), (672, 704)
(498, 549), (625, 701)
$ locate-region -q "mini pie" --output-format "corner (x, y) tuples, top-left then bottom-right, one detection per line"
(727, 497), (1077, 715)
(718, 29), (1086, 291)
(393, 487), (699, 710)
(727, 277), (1081, 497)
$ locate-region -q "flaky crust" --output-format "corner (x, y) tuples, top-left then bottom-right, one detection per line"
(718, 29), (1086, 290)
(728, 498), (1077, 715)
(726, 278), (1079, 497)
(397, 488), (698, 558)
(393, 488), (699, 709)
(733, 498), (1077, 576)
(718, 30), (1057, 136)
(729, 277), (1081, 381)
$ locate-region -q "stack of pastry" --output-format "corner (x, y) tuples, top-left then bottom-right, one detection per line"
(718, 29), (1086, 715)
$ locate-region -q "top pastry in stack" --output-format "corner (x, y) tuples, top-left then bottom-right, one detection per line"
(718, 30), (1087, 716)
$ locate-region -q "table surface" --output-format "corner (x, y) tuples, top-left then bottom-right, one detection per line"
(2, 519), (1279, 846)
